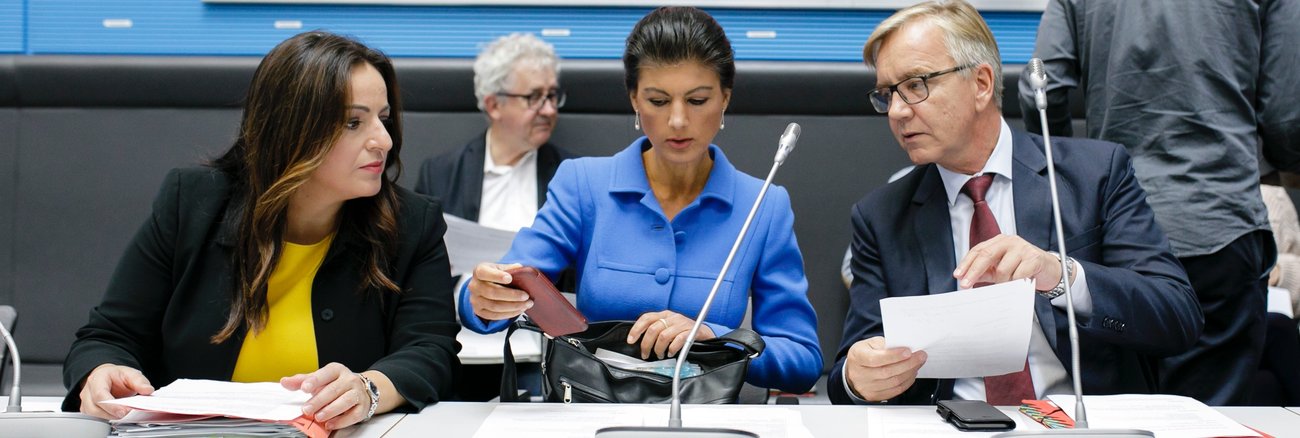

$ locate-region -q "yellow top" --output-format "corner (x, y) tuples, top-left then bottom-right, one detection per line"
(231, 234), (333, 383)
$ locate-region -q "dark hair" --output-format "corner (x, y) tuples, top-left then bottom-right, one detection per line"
(623, 7), (735, 92)
(209, 31), (404, 343)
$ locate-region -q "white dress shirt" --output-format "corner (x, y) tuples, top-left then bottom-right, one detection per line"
(478, 136), (539, 232)
(842, 118), (1093, 402)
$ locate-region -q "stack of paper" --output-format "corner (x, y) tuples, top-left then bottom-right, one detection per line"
(112, 413), (305, 437)
(101, 379), (328, 438)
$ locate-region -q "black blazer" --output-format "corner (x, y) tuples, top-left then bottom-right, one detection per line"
(414, 131), (568, 222)
(828, 130), (1202, 404)
(63, 167), (461, 412)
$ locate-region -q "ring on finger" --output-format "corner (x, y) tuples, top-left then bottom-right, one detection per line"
(658, 318), (670, 330)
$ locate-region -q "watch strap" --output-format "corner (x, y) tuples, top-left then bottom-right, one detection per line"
(1039, 254), (1074, 300)
(356, 373), (380, 421)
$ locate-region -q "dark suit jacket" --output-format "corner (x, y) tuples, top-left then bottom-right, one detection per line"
(414, 132), (568, 222)
(63, 167), (461, 412)
(828, 129), (1202, 405)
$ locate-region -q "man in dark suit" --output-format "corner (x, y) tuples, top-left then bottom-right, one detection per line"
(415, 33), (569, 230)
(829, 0), (1203, 405)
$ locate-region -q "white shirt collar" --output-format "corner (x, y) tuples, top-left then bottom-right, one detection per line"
(483, 134), (538, 176)
(936, 118), (1015, 206)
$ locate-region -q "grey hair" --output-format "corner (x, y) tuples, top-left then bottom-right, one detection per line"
(473, 33), (560, 111)
(863, 0), (1003, 108)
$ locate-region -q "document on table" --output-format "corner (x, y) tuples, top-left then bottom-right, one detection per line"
(644, 405), (813, 438)
(1047, 394), (1261, 438)
(881, 279), (1035, 378)
(471, 404), (813, 438)
(100, 379), (328, 438)
(442, 213), (517, 277)
(101, 379), (309, 421)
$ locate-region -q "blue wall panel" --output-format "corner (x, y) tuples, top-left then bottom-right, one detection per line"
(26, 1), (1039, 62)
(0, 0), (23, 53)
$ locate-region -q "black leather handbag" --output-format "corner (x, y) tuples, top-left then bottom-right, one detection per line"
(501, 319), (764, 404)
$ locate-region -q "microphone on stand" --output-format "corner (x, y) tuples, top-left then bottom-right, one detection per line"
(595, 123), (802, 438)
(0, 308), (111, 437)
(993, 60), (1150, 437)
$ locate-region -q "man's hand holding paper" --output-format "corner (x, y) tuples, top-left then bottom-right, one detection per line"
(881, 279), (1035, 379)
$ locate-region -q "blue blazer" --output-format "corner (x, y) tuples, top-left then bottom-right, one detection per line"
(828, 129), (1202, 404)
(460, 138), (823, 393)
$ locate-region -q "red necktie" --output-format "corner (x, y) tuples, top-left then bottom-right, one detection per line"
(961, 174), (1036, 405)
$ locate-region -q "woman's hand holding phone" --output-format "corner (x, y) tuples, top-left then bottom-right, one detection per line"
(467, 262), (531, 321)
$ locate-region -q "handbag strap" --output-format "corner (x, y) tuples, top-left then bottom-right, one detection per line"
(500, 320), (523, 402)
(717, 327), (765, 357)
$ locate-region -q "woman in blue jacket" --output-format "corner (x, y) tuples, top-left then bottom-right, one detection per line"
(462, 6), (822, 393)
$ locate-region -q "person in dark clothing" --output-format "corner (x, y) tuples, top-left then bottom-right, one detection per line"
(1020, 0), (1289, 405)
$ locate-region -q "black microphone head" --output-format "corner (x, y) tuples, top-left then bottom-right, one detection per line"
(1027, 58), (1047, 91)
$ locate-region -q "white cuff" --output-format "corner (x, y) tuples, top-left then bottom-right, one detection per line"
(1050, 261), (1092, 318)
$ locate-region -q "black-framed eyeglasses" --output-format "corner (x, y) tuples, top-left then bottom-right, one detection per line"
(868, 64), (975, 113)
(496, 88), (566, 110)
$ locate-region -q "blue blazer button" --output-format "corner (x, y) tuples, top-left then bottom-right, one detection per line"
(654, 268), (671, 284)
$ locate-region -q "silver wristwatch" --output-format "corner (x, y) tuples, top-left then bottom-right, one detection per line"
(1039, 253), (1075, 300)
(356, 373), (380, 421)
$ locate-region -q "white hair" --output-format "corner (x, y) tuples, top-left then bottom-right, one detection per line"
(864, 0), (1004, 108)
(473, 33), (560, 111)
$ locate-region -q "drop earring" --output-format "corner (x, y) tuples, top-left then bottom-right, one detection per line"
(720, 114), (726, 130)
(634, 112), (641, 130)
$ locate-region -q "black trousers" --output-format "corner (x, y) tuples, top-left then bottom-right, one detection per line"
(1159, 230), (1272, 406)
(1251, 313), (1300, 405)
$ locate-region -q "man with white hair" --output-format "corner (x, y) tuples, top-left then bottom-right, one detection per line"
(417, 33), (569, 231)
(830, 0), (1202, 405)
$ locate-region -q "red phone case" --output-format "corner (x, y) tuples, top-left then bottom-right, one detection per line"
(507, 266), (588, 337)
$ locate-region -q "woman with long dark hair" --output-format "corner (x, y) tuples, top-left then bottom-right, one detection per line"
(463, 7), (822, 394)
(62, 31), (459, 429)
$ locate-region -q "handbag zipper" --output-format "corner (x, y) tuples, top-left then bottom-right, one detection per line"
(558, 378), (615, 404)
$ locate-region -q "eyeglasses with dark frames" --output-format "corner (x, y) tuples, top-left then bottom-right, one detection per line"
(868, 64), (976, 113)
(496, 88), (566, 110)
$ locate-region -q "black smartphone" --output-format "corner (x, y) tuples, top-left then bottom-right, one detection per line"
(937, 400), (1017, 431)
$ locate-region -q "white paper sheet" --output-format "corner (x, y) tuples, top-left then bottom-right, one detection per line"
(1047, 394), (1262, 438)
(442, 213), (517, 277)
(457, 327), (544, 364)
(471, 404), (653, 438)
(101, 379), (309, 422)
(469, 404), (814, 438)
(646, 406), (814, 438)
(881, 279), (1035, 378)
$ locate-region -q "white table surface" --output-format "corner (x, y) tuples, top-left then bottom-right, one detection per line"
(383, 402), (1300, 438)
(12, 397), (1300, 438)
(3, 396), (401, 437)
